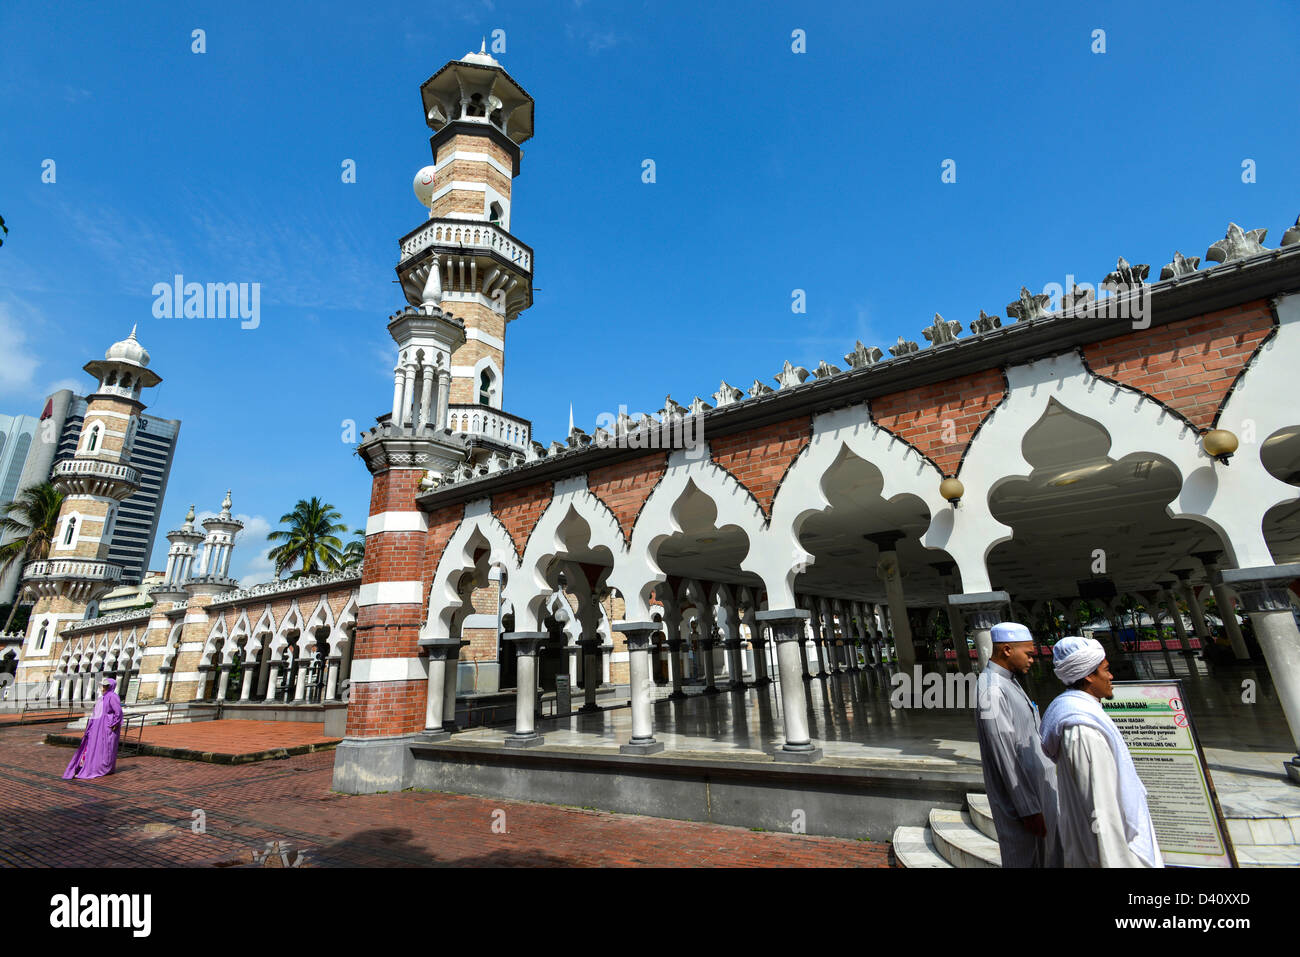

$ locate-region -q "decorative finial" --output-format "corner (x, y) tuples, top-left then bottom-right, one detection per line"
(220, 490), (233, 520)
(1206, 223), (1269, 264)
(970, 310), (1002, 335)
(185, 504), (195, 524)
(481, 37), (487, 54)
(129, 323), (138, 339)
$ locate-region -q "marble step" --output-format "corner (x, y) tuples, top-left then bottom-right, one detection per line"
(966, 792), (997, 841)
(1236, 844), (1300, 867)
(929, 808), (1001, 868)
(891, 825), (953, 868)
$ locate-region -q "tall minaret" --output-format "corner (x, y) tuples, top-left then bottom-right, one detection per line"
(401, 43), (535, 415)
(16, 328), (159, 686)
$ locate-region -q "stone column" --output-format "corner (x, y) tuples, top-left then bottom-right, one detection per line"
(700, 635), (719, 694)
(809, 603), (828, 678)
(756, 610), (822, 762)
(216, 664), (232, 701)
(435, 369), (451, 430)
(724, 637), (745, 690)
(872, 535), (916, 671)
(949, 592), (1010, 673)
(503, 633), (546, 748)
(1221, 565), (1300, 783)
(1159, 581), (1194, 653)
(417, 363), (435, 428)
(797, 617), (811, 679)
(666, 636), (686, 699)
(325, 659), (340, 701)
(578, 638), (601, 712)
(400, 362), (417, 427)
(442, 640), (467, 731)
(1172, 572), (1213, 654)
(750, 630), (772, 685)
(294, 659), (309, 702)
(391, 367), (406, 424)
(265, 661), (281, 702)
(614, 623), (665, 754)
(1195, 552), (1250, 660)
(239, 664), (255, 701)
(193, 667), (209, 701)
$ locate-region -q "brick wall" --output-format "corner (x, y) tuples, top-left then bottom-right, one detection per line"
(492, 483), (554, 559)
(871, 370), (1007, 476)
(343, 678), (426, 737)
(708, 418), (812, 518)
(1081, 300), (1274, 430)
(587, 453), (669, 542)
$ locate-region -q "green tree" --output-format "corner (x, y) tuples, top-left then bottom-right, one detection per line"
(0, 482), (65, 631)
(266, 498), (347, 578)
(339, 528), (365, 569)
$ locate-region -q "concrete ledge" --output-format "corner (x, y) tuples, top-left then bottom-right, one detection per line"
(331, 733), (422, 794)
(407, 741), (979, 841)
(45, 732), (339, 765)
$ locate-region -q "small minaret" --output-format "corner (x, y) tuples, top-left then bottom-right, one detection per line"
(150, 505), (206, 604)
(189, 490), (243, 590)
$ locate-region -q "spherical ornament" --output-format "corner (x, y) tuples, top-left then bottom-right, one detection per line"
(1202, 429), (1239, 462)
(939, 477), (965, 505)
(413, 166), (437, 207)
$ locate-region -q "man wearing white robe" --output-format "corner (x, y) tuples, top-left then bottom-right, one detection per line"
(1040, 637), (1163, 868)
(975, 622), (1061, 867)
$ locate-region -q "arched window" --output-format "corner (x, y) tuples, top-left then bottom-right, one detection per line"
(86, 424), (100, 453)
(63, 517), (77, 546)
(489, 201), (503, 224)
(479, 369), (494, 406)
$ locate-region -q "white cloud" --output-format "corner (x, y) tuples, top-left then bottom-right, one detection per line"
(0, 304), (41, 394)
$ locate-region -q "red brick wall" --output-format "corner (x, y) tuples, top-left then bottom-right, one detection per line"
(492, 482), (554, 559)
(1081, 300), (1274, 430)
(872, 370), (1006, 476)
(588, 452), (669, 542)
(709, 418), (812, 518)
(343, 678), (425, 737)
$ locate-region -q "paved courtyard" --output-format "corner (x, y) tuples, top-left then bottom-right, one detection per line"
(0, 725), (890, 868)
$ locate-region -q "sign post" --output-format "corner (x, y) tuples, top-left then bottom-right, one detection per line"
(555, 674), (571, 716)
(1105, 680), (1236, 867)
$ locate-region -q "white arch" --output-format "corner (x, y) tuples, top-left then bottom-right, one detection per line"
(272, 600), (305, 655)
(770, 402), (949, 606)
(510, 475), (626, 633)
(1207, 292), (1300, 565)
(201, 616), (229, 667)
(425, 499), (511, 640)
(247, 604), (277, 656)
(933, 350), (1226, 593)
(619, 449), (767, 620)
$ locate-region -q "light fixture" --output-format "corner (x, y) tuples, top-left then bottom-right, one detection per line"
(1202, 428), (1239, 464)
(939, 477), (964, 508)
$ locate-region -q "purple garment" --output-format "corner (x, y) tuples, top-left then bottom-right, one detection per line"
(63, 678), (122, 780)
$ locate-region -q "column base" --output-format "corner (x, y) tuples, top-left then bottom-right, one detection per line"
(440, 720), (458, 733)
(578, 702), (602, 713)
(1286, 757), (1300, 786)
(702, 686), (720, 696)
(752, 677), (774, 686)
(504, 732), (545, 749)
(620, 738), (664, 755)
(774, 744), (823, 763)
(420, 728), (452, 743)
(667, 690), (688, 700)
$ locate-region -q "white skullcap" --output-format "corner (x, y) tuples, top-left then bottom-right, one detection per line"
(1052, 636), (1106, 684)
(990, 621), (1032, 643)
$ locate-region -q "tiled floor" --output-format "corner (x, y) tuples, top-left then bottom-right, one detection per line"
(50, 719), (340, 760)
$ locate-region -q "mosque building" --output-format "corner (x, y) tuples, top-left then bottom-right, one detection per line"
(7, 47), (1300, 848)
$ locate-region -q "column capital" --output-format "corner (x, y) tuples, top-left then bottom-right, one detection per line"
(947, 591), (1009, 629)
(612, 621), (661, 650)
(1221, 564), (1300, 613)
(864, 531), (905, 553)
(418, 637), (463, 660)
(755, 608), (810, 642)
(503, 631), (547, 656)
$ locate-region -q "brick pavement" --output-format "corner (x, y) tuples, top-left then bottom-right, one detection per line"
(0, 726), (892, 867)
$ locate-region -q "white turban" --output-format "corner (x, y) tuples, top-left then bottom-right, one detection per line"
(1053, 636), (1105, 684)
(991, 621), (1032, 643)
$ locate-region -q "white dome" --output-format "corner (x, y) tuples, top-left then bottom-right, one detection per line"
(460, 40), (499, 67)
(105, 325), (150, 367)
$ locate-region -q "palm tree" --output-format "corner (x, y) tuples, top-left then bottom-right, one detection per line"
(0, 482), (65, 631)
(266, 498), (347, 578)
(339, 529), (365, 569)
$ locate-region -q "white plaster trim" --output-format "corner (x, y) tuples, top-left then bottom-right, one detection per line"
(358, 581), (424, 606)
(349, 657), (426, 682)
(430, 181), (487, 201)
(183, 613), (208, 625)
(365, 511), (429, 535)
(177, 641), (205, 652)
(461, 614), (498, 630)
(464, 328), (505, 351)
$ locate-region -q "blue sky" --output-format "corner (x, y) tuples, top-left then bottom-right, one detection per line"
(1, 0), (1297, 584)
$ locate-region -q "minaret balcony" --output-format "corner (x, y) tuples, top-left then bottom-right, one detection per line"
(398, 218), (532, 275)
(52, 458), (141, 498)
(22, 558), (123, 592)
(447, 403), (532, 452)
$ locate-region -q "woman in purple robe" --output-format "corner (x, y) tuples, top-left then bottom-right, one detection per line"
(63, 677), (122, 780)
